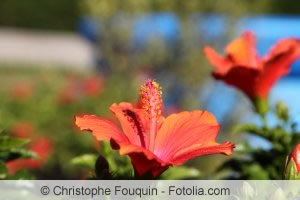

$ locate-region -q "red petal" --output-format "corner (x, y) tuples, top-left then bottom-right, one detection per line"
(204, 46), (233, 74)
(6, 159), (41, 174)
(110, 103), (149, 147)
(30, 138), (53, 161)
(213, 66), (260, 100)
(153, 111), (221, 161)
(111, 139), (169, 177)
(256, 39), (300, 98)
(75, 115), (129, 143)
(169, 141), (235, 165)
(291, 144), (300, 172)
(225, 31), (259, 68)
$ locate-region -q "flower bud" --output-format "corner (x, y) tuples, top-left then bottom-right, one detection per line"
(275, 101), (289, 121)
(285, 144), (300, 180)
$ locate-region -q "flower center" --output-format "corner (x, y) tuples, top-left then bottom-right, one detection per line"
(140, 80), (163, 151)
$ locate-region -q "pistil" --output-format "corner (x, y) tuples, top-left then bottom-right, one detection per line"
(140, 80), (163, 151)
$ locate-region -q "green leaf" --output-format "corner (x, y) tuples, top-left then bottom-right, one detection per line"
(0, 161), (8, 179)
(10, 170), (35, 180)
(161, 166), (201, 179)
(0, 136), (30, 151)
(10, 148), (38, 159)
(0, 148), (37, 162)
(243, 164), (270, 179)
(231, 124), (262, 135)
(71, 154), (98, 169)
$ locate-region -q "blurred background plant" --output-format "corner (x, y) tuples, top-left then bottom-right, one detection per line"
(0, 125), (37, 180)
(0, 0), (300, 179)
(220, 101), (300, 179)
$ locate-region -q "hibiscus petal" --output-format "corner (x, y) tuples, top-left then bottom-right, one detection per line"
(75, 115), (129, 143)
(213, 66), (260, 100)
(225, 31), (259, 68)
(169, 141), (235, 165)
(110, 103), (149, 147)
(204, 46), (233, 74)
(153, 111), (221, 161)
(256, 39), (300, 98)
(110, 139), (169, 177)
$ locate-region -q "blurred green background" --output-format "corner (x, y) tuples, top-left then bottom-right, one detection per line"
(0, 0), (300, 30)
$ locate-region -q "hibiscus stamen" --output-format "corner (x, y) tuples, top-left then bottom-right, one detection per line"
(140, 80), (163, 151)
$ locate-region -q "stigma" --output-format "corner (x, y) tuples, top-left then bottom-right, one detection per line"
(140, 80), (163, 120)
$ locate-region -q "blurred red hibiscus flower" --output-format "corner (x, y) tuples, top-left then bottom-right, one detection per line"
(11, 121), (35, 138)
(6, 122), (53, 174)
(6, 137), (53, 174)
(58, 75), (105, 104)
(204, 31), (300, 102)
(10, 82), (35, 100)
(82, 76), (104, 97)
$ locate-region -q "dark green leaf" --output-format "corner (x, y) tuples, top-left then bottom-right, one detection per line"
(0, 161), (8, 179)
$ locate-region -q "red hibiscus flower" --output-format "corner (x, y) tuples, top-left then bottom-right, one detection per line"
(75, 80), (235, 178)
(58, 75), (105, 104)
(204, 31), (300, 102)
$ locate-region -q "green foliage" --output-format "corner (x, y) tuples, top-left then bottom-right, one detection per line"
(0, 136), (30, 150)
(80, 0), (300, 19)
(71, 154), (98, 169)
(0, 161), (8, 179)
(161, 166), (201, 180)
(0, 133), (36, 162)
(222, 101), (300, 180)
(0, 0), (80, 30)
(275, 101), (289, 122)
(100, 142), (133, 178)
(0, 130), (37, 179)
(0, 0), (299, 32)
(0, 66), (139, 179)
